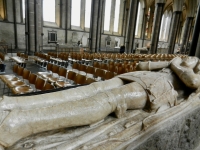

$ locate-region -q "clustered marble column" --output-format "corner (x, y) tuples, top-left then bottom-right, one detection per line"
(89, 0), (104, 52)
(150, 2), (165, 54)
(189, 3), (200, 56)
(180, 17), (193, 53)
(25, 0), (42, 55)
(168, 11), (182, 54)
(125, 0), (139, 53)
(65, 0), (71, 43)
(141, 10), (148, 47)
(147, 6), (154, 39)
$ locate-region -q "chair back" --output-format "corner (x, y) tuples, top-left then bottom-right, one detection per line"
(46, 63), (53, 71)
(58, 67), (67, 77)
(86, 66), (95, 74)
(22, 69), (31, 80)
(28, 73), (37, 84)
(13, 64), (19, 74)
(75, 74), (86, 85)
(67, 71), (76, 81)
(51, 64), (60, 74)
(17, 66), (24, 76)
(104, 71), (115, 80)
(42, 82), (55, 91)
(35, 77), (46, 90)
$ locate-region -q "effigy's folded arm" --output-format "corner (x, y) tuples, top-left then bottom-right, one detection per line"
(170, 57), (200, 89)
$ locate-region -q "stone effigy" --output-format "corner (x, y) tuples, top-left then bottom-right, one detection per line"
(1, 56), (200, 150)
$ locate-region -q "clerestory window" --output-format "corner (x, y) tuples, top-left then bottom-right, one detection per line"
(85, 0), (92, 28)
(113, 0), (120, 32)
(0, 0), (6, 20)
(104, 0), (112, 31)
(43, 0), (55, 22)
(71, 0), (81, 27)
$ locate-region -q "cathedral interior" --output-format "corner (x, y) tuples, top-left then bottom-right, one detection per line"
(0, 0), (200, 150)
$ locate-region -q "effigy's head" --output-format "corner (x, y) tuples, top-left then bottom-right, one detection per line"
(181, 56), (199, 68)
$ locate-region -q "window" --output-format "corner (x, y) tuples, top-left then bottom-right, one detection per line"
(135, 2), (141, 35)
(48, 31), (57, 43)
(159, 11), (172, 41)
(85, 0), (92, 28)
(104, 0), (112, 31)
(71, 0), (81, 26)
(0, 0), (5, 20)
(22, 0), (25, 21)
(113, 0), (120, 32)
(43, 0), (55, 22)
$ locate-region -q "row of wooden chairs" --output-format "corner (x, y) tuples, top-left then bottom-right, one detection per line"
(0, 64), (55, 95)
(71, 63), (116, 81)
(16, 52), (28, 60)
(37, 63), (97, 88)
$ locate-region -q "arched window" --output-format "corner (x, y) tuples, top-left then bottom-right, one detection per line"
(22, 0), (25, 21)
(104, 0), (112, 31)
(71, 0), (81, 27)
(43, 0), (55, 22)
(0, 0), (5, 20)
(135, 2), (141, 36)
(113, 0), (120, 32)
(159, 10), (172, 41)
(85, 0), (92, 28)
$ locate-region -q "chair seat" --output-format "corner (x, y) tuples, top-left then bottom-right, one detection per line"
(1, 76), (19, 83)
(7, 80), (27, 88)
(48, 76), (59, 83)
(12, 85), (34, 95)
(55, 80), (71, 88)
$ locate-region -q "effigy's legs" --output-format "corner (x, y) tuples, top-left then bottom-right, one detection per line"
(0, 82), (147, 148)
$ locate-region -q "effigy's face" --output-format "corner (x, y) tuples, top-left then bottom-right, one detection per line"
(181, 57), (199, 68)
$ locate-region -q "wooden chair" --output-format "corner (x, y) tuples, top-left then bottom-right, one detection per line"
(104, 71), (115, 80)
(79, 64), (87, 75)
(11, 73), (37, 95)
(74, 73), (86, 85)
(85, 66), (95, 78)
(85, 78), (96, 84)
(0, 64), (19, 82)
(41, 64), (59, 79)
(6, 68), (30, 88)
(48, 67), (67, 83)
(94, 68), (105, 81)
(42, 82), (55, 91)
(55, 70), (76, 88)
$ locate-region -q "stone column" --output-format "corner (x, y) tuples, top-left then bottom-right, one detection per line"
(168, 11), (182, 54)
(125, 0), (139, 53)
(180, 17), (193, 53)
(12, 0), (18, 49)
(35, 0), (42, 53)
(141, 11), (148, 47)
(65, 0), (71, 43)
(150, 2), (165, 54)
(189, 4), (200, 56)
(195, 29), (200, 58)
(147, 7), (154, 39)
(89, 0), (104, 52)
(25, 0), (42, 55)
